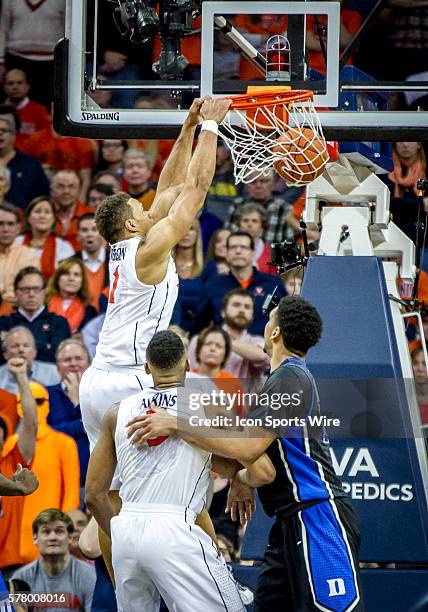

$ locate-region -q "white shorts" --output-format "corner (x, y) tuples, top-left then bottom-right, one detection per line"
(80, 365), (152, 487)
(111, 503), (245, 612)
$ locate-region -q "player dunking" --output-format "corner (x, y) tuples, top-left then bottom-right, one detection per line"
(78, 96), (232, 580)
(79, 97), (231, 454)
(85, 330), (275, 612)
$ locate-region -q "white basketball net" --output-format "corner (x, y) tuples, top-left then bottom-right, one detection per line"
(219, 94), (329, 185)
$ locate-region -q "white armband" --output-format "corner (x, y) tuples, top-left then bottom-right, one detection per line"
(200, 119), (219, 135)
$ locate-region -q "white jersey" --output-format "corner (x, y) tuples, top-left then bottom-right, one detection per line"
(115, 386), (211, 516)
(93, 236), (178, 369)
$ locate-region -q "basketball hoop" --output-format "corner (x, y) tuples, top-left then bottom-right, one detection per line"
(219, 87), (338, 185)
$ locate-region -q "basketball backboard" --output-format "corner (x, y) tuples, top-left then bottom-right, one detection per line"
(54, 0), (428, 147)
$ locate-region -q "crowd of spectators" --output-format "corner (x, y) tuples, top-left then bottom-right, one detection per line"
(0, 1), (427, 609)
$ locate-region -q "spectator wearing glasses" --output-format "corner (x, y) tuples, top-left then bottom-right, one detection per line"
(0, 202), (40, 304)
(0, 327), (60, 392)
(14, 385), (80, 565)
(206, 231), (286, 335)
(16, 197), (75, 279)
(0, 114), (49, 210)
(47, 339), (91, 488)
(0, 267), (71, 364)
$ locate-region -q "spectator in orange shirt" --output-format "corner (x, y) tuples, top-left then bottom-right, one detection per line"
(0, 356), (38, 575)
(47, 258), (97, 335)
(16, 381), (80, 565)
(17, 197), (75, 279)
(2, 69), (50, 149)
(123, 150), (156, 211)
(0, 202), (40, 303)
(20, 124), (97, 201)
(194, 326), (235, 378)
(193, 326), (245, 417)
(51, 170), (94, 250)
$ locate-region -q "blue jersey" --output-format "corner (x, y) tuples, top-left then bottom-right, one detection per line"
(251, 357), (347, 517)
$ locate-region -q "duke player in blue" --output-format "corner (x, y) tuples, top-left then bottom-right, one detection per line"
(130, 296), (364, 612)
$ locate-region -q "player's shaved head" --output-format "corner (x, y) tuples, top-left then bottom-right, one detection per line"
(95, 191), (133, 244)
(146, 330), (186, 372)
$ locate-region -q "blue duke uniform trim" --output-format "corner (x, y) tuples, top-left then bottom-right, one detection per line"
(280, 358), (360, 612)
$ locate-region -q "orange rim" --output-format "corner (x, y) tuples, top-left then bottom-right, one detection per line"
(226, 89), (314, 111)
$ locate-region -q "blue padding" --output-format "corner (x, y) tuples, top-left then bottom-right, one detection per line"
(229, 566), (428, 612)
(303, 257), (400, 379)
(361, 569), (428, 612)
(301, 256), (428, 562)
(240, 493), (274, 561)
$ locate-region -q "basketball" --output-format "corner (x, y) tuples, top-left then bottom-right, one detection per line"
(272, 127), (330, 184)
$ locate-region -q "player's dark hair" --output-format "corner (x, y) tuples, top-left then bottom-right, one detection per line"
(95, 191), (133, 244)
(276, 296), (322, 355)
(226, 230), (255, 251)
(146, 330), (186, 371)
(195, 326), (231, 368)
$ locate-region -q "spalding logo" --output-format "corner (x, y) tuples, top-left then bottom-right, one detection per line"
(81, 112), (120, 121)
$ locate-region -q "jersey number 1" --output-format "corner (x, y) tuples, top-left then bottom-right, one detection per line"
(109, 266), (120, 303)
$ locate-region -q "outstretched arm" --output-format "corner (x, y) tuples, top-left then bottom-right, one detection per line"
(9, 358), (38, 465)
(148, 98), (207, 224)
(153, 98), (204, 196)
(127, 407), (276, 465)
(85, 404), (119, 537)
(139, 98), (232, 275)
